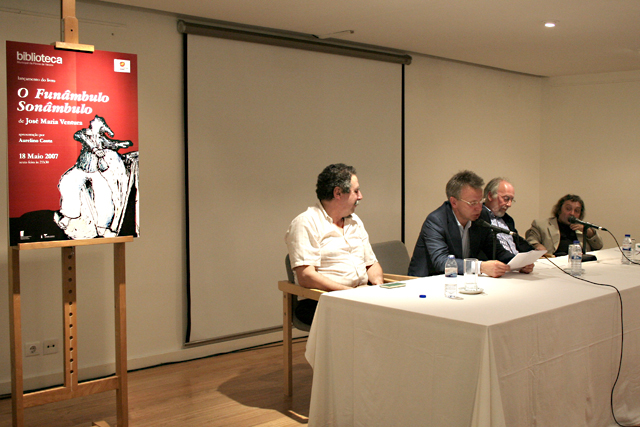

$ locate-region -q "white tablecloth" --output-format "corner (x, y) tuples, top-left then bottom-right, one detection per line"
(305, 248), (640, 426)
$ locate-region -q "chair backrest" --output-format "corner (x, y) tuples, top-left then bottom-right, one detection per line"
(285, 254), (295, 283)
(371, 240), (411, 275)
(284, 254), (312, 331)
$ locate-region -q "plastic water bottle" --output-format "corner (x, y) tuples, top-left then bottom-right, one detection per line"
(444, 255), (457, 298)
(622, 234), (633, 264)
(569, 241), (582, 276)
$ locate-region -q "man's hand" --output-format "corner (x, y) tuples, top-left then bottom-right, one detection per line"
(534, 244), (548, 252)
(519, 263), (534, 274)
(569, 223), (595, 237)
(480, 260), (510, 277)
(366, 262), (384, 286)
(569, 222), (584, 233)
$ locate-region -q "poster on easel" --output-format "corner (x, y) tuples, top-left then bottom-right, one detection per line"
(6, 40), (139, 246)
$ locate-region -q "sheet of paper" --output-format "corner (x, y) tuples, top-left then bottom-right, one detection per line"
(508, 249), (547, 270)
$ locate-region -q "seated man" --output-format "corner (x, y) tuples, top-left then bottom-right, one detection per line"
(482, 177), (534, 255)
(408, 170), (533, 277)
(525, 194), (603, 256)
(285, 163), (383, 323)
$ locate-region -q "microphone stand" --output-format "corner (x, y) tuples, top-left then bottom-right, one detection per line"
(581, 224), (597, 262)
(491, 230), (498, 260)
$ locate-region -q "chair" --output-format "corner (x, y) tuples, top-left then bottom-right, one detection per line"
(278, 255), (324, 397)
(284, 255), (318, 332)
(371, 240), (412, 281)
(278, 243), (414, 396)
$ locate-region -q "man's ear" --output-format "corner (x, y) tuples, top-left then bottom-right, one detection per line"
(449, 196), (457, 208)
(333, 186), (342, 199)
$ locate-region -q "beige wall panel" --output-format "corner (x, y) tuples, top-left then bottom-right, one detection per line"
(404, 56), (542, 257)
(541, 72), (640, 249)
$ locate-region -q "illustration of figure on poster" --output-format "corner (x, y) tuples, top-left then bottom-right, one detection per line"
(54, 114), (139, 239)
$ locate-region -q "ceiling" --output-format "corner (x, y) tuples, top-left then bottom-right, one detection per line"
(102, 0), (640, 77)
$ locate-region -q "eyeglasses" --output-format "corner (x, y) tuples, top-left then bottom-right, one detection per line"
(458, 197), (485, 207)
(499, 195), (516, 204)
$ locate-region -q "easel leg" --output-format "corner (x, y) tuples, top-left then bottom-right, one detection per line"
(114, 243), (129, 426)
(9, 248), (24, 427)
(61, 247), (78, 390)
(283, 292), (293, 397)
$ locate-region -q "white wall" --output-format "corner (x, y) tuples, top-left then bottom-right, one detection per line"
(404, 56), (543, 254)
(541, 71), (640, 248)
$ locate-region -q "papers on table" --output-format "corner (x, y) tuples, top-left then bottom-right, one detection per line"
(508, 249), (547, 270)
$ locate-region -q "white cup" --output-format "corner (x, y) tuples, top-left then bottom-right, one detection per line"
(463, 258), (479, 292)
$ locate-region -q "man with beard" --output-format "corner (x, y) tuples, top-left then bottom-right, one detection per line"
(285, 163), (383, 323)
(482, 177), (533, 255)
(526, 194), (603, 256)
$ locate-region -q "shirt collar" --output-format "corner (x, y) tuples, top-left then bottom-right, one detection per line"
(454, 211), (473, 232)
(316, 201), (352, 224)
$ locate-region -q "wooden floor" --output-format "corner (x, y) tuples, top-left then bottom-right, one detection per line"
(0, 339), (312, 427)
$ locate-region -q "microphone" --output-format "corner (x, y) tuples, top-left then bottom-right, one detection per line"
(474, 219), (516, 236)
(568, 216), (607, 231)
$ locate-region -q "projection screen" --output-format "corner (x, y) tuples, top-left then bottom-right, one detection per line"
(185, 31), (404, 344)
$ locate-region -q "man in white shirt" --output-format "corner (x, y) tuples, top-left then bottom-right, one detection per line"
(285, 164), (383, 323)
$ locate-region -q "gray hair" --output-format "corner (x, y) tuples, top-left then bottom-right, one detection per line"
(483, 177), (508, 199)
(445, 170), (484, 200)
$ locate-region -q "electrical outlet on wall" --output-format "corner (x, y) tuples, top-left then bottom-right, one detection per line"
(43, 339), (60, 355)
(24, 341), (42, 357)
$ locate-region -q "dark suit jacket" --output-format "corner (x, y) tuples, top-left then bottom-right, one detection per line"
(408, 201), (515, 277)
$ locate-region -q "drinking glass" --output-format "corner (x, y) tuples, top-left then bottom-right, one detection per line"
(463, 258), (479, 292)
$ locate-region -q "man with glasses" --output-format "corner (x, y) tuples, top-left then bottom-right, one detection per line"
(482, 178), (534, 255)
(408, 170), (526, 277)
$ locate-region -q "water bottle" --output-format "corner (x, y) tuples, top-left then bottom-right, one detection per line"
(622, 234), (632, 264)
(569, 241), (582, 276)
(444, 255), (457, 298)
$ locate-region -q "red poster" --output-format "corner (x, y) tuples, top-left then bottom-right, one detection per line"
(6, 41), (139, 246)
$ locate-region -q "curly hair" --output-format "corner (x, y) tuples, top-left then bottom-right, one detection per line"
(446, 170), (484, 200)
(552, 194), (585, 220)
(316, 163), (356, 201)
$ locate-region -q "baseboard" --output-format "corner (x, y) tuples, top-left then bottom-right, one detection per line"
(0, 329), (308, 396)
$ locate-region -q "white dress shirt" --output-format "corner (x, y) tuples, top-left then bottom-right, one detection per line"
(285, 203), (377, 287)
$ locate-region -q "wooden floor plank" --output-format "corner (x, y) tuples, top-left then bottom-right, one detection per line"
(0, 339), (311, 426)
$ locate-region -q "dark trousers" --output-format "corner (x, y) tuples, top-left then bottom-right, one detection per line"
(294, 299), (318, 325)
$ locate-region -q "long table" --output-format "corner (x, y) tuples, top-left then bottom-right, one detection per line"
(305, 248), (640, 426)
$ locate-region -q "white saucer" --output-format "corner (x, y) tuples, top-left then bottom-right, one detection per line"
(459, 288), (484, 295)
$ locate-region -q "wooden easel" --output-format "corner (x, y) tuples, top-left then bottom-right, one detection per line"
(8, 1), (130, 426)
(55, 0), (94, 52)
(9, 237), (132, 427)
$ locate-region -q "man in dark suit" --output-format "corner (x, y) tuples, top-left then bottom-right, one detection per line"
(408, 170), (534, 277)
(482, 177), (534, 255)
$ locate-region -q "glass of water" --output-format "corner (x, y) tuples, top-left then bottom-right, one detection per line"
(463, 258), (479, 292)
